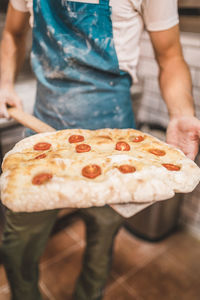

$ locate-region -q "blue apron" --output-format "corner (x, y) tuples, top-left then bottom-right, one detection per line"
(31, 0), (136, 131)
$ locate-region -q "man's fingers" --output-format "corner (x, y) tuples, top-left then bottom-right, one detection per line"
(7, 98), (17, 107)
(0, 89), (23, 118)
(185, 141), (199, 161)
(5, 97), (23, 111)
(9, 97), (23, 110)
(0, 103), (9, 118)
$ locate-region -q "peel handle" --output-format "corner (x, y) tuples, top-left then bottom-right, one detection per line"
(7, 107), (56, 133)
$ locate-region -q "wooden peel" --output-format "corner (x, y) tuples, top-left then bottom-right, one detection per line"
(7, 107), (152, 217)
(7, 107), (56, 133)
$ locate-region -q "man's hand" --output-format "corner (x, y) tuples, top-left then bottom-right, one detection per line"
(166, 116), (200, 160)
(149, 26), (200, 160)
(0, 87), (22, 118)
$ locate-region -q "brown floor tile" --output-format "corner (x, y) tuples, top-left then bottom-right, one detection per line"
(1, 223), (200, 300)
(0, 291), (10, 300)
(104, 282), (138, 300)
(0, 266), (8, 287)
(165, 231), (200, 279)
(40, 247), (84, 299)
(41, 230), (78, 264)
(124, 252), (200, 300)
(41, 293), (50, 300)
(0, 285), (50, 300)
(111, 228), (168, 279)
(40, 282), (56, 300)
(104, 271), (119, 292)
(65, 219), (85, 242)
(0, 256), (56, 299)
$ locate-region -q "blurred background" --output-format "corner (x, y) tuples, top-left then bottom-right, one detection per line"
(0, 1), (200, 299)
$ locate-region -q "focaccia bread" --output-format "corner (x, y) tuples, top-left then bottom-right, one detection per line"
(1, 128), (200, 212)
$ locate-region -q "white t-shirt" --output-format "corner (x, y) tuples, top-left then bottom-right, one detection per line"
(10, 0), (179, 82)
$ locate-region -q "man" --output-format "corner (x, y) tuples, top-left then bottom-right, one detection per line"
(0, 1), (200, 300)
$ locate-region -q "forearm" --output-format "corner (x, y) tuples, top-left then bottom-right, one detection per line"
(0, 30), (27, 89)
(159, 55), (195, 119)
(150, 26), (200, 160)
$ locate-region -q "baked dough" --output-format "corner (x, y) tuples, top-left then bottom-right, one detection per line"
(1, 128), (200, 212)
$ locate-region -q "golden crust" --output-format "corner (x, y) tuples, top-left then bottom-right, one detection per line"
(1, 128), (200, 212)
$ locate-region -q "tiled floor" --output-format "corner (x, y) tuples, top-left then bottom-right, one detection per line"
(1, 214), (200, 300)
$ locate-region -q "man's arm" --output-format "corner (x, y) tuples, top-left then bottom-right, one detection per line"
(0, 3), (30, 117)
(149, 25), (200, 160)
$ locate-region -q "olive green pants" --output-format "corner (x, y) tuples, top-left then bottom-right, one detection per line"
(0, 206), (123, 300)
